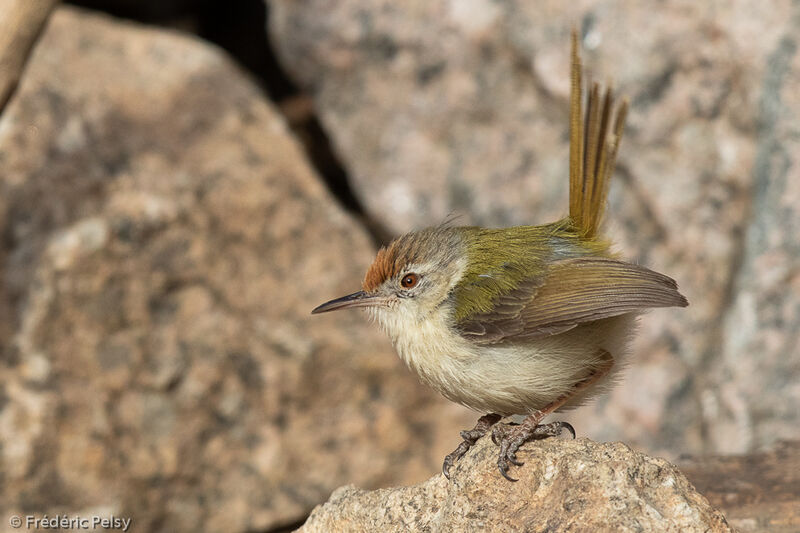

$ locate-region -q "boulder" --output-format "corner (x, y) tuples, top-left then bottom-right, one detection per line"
(300, 437), (732, 532)
(0, 7), (474, 532)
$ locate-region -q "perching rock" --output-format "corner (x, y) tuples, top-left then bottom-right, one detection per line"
(300, 437), (732, 532)
(268, 0), (800, 458)
(0, 7), (474, 532)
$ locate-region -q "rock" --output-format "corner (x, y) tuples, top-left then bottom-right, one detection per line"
(0, 7), (474, 532)
(300, 437), (732, 532)
(268, 0), (800, 457)
(0, 0), (58, 111)
(681, 440), (800, 533)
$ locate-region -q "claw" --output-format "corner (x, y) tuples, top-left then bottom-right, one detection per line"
(496, 438), (523, 480)
(442, 413), (502, 480)
(497, 456), (518, 482)
(533, 420), (576, 440)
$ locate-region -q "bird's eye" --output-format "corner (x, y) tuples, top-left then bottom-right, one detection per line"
(400, 273), (419, 289)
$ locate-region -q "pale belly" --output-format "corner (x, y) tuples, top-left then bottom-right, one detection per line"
(390, 313), (637, 416)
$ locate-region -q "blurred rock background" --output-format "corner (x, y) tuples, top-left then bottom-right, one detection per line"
(0, 0), (798, 531)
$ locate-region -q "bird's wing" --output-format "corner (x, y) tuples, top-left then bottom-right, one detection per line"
(456, 257), (688, 345)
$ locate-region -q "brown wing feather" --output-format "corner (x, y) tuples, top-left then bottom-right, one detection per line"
(456, 277), (545, 341)
(457, 257), (688, 345)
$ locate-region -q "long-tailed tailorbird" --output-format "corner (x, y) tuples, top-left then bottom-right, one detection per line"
(312, 30), (688, 481)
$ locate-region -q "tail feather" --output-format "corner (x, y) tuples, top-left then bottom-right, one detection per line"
(568, 30), (628, 238)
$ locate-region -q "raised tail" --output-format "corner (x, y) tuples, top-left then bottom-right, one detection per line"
(568, 29), (628, 238)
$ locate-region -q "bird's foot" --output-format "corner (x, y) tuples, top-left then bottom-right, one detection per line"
(491, 419), (576, 481)
(442, 413), (502, 479)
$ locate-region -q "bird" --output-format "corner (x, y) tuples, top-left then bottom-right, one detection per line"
(312, 30), (688, 481)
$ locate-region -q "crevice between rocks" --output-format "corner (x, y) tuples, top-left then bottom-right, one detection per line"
(65, 0), (391, 247)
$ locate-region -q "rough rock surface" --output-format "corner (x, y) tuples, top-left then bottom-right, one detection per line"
(0, 0), (58, 111)
(0, 7), (474, 532)
(300, 437), (732, 533)
(681, 440), (800, 533)
(268, 0), (800, 457)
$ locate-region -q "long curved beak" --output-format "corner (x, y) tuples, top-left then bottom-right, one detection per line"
(311, 291), (388, 314)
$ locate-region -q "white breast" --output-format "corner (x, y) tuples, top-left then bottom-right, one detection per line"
(372, 303), (636, 416)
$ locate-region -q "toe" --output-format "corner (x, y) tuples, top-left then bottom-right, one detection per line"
(442, 450), (462, 479)
(461, 428), (484, 442)
(505, 439), (525, 467)
(442, 440), (472, 480)
(496, 441), (521, 481)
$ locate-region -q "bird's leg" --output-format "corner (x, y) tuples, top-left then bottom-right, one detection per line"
(442, 413), (502, 479)
(492, 351), (614, 481)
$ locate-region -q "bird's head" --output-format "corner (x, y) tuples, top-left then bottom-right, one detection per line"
(312, 227), (467, 331)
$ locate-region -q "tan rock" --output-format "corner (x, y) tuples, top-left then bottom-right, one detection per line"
(0, 0), (58, 111)
(681, 440), (800, 533)
(0, 7), (474, 532)
(268, 0), (800, 457)
(300, 437), (733, 532)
